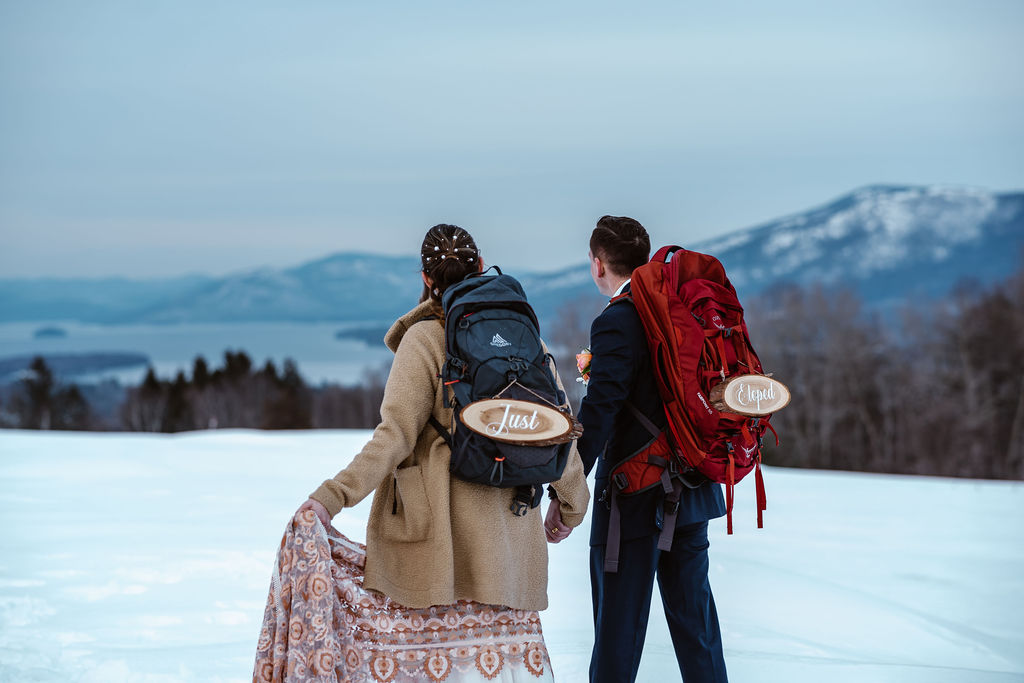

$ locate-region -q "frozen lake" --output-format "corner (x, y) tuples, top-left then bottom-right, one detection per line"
(0, 321), (393, 385)
(1, 430), (1022, 682)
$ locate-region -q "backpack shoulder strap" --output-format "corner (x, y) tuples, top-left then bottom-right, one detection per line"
(427, 415), (452, 449)
(608, 291), (633, 307)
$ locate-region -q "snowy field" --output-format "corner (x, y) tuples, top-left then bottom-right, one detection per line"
(1, 430), (1022, 683)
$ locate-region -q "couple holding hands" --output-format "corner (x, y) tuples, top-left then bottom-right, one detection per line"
(254, 218), (728, 683)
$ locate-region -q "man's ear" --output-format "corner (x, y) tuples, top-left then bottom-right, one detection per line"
(594, 257), (605, 278)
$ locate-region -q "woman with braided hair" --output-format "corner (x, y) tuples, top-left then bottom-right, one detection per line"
(254, 224), (590, 682)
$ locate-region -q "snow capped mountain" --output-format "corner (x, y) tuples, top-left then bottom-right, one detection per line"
(2, 186), (1020, 325)
(523, 185), (1023, 317)
(696, 185), (1023, 304)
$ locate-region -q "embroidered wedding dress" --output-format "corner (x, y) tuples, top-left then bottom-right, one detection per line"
(253, 510), (555, 682)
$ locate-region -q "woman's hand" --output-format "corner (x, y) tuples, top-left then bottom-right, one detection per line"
(298, 498), (332, 528)
(544, 499), (572, 543)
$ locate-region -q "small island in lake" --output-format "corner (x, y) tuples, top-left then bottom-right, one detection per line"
(335, 326), (390, 346)
(33, 326), (68, 339)
(0, 352), (151, 382)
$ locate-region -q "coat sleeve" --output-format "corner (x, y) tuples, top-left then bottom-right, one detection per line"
(576, 306), (636, 476)
(542, 340), (591, 528)
(309, 323), (441, 518)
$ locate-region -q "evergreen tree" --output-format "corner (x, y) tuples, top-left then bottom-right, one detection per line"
(262, 358), (312, 429)
(192, 356), (210, 389)
(18, 356), (56, 429)
(162, 371), (193, 432)
(141, 367), (161, 396)
(261, 359), (280, 384)
(224, 350), (252, 380)
(52, 384), (91, 430)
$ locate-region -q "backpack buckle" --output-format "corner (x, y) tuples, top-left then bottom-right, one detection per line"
(664, 498), (680, 516)
(510, 499), (529, 517)
(613, 472), (629, 491)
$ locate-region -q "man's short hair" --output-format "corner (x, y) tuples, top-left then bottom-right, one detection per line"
(590, 215), (651, 277)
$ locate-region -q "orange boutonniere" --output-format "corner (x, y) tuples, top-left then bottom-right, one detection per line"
(576, 347), (592, 386)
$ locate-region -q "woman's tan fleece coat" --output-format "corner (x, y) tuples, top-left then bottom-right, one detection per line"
(310, 300), (590, 612)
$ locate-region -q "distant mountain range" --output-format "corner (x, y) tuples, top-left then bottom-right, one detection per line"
(697, 184), (1024, 306)
(2, 185), (1021, 326)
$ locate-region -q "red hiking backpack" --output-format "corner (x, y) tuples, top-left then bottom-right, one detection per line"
(602, 246), (786, 571)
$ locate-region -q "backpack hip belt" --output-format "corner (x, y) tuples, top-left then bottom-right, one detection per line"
(602, 402), (702, 573)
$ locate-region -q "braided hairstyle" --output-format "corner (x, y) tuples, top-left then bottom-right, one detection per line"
(419, 224), (480, 303)
(589, 215), (650, 277)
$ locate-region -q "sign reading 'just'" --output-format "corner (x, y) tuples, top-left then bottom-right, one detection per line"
(461, 398), (574, 444)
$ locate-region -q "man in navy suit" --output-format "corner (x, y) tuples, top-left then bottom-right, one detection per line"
(548, 216), (729, 683)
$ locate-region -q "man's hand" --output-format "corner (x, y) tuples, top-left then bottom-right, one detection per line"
(297, 498), (332, 528)
(544, 499), (572, 543)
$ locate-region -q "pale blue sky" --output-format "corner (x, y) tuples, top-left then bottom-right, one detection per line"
(1, 0), (1022, 277)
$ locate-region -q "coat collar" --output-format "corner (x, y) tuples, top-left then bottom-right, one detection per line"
(384, 300), (444, 352)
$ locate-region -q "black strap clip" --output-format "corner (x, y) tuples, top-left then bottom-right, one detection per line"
(664, 498), (680, 516)
(510, 499), (529, 517)
(510, 485), (540, 517)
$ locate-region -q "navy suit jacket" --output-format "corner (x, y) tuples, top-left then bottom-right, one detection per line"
(577, 285), (726, 546)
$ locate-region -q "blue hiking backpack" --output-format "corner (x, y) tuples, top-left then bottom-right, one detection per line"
(429, 268), (575, 516)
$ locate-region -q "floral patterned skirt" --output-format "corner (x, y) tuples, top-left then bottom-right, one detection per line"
(253, 510), (555, 682)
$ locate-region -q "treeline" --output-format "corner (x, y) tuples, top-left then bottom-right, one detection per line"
(4, 267), (1022, 481)
(2, 351), (387, 432)
(0, 357), (91, 430)
(119, 352), (387, 431)
(747, 269), (1024, 480)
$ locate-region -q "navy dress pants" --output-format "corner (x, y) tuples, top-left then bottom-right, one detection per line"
(589, 521), (728, 683)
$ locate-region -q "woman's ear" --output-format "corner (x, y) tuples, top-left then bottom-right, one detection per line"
(477, 258), (485, 273)
(421, 271), (433, 288)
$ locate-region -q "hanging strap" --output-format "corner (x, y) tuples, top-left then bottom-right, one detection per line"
(755, 458), (766, 529)
(427, 415), (453, 448)
(725, 447), (736, 535)
(657, 469), (683, 552)
(603, 485), (623, 573)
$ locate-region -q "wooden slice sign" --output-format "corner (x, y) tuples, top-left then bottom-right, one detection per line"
(460, 398), (577, 445)
(708, 374), (791, 417)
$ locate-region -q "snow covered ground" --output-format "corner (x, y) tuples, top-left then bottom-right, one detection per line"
(1, 430), (1022, 682)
